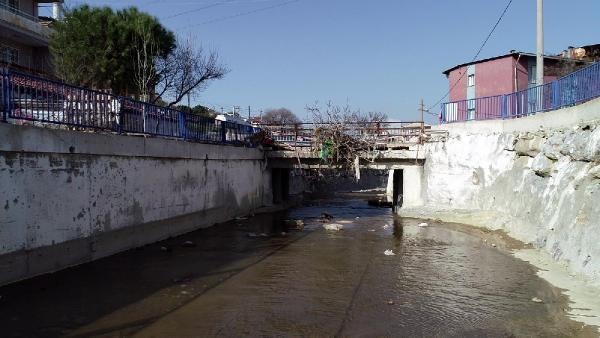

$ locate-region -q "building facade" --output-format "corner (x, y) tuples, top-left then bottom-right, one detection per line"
(0, 0), (63, 75)
(443, 51), (591, 103)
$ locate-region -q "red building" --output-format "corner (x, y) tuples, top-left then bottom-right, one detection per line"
(443, 50), (591, 103)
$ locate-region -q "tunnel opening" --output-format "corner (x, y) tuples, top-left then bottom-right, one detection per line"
(272, 168), (290, 204)
(392, 169), (404, 212)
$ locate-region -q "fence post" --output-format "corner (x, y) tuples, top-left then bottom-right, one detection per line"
(1, 68), (8, 123)
(221, 121), (227, 143)
(500, 95), (507, 119)
(178, 111), (187, 140)
(551, 81), (560, 110)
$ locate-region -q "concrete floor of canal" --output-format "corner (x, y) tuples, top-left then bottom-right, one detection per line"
(0, 193), (597, 337)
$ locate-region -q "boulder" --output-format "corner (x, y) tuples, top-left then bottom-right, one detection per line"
(515, 134), (544, 157)
(541, 131), (565, 160)
(531, 153), (555, 177)
(561, 129), (592, 161)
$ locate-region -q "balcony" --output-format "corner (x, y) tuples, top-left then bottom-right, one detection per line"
(0, 2), (53, 46)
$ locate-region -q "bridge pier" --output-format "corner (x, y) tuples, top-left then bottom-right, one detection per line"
(386, 166), (424, 210)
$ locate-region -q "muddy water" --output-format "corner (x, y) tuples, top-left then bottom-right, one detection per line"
(0, 193), (597, 337)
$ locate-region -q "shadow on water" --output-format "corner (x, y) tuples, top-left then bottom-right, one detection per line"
(0, 210), (311, 337)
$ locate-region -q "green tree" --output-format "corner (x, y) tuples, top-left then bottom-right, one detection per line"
(50, 5), (175, 96)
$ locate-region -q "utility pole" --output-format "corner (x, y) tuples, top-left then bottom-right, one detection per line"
(536, 0), (544, 86)
(418, 99), (428, 144)
(248, 106), (251, 119)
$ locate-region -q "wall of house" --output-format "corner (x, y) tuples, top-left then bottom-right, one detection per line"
(0, 123), (273, 286)
(447, 65), (468, 102)
(474, 56), (514, 97)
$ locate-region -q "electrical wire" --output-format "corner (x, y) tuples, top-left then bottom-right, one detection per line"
(427, 0), (514, 112)
(176, 0), (299, 29)
(161, 0), (235, 20)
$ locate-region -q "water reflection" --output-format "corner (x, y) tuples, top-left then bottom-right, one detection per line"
(0, 194), (596, 337)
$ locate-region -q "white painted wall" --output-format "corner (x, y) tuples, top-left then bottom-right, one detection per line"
(418, 97), (600, 284)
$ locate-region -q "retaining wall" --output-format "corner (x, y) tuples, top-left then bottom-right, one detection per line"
(413, 97), (600, 284)
(0, 124), (272, 286)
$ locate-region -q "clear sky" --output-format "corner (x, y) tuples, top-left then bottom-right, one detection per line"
(59, 0), (599, 122)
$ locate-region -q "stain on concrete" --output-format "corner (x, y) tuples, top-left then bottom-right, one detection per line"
(3, 152), (17, 168)
(48, 155), (63, 167)
(4, 200), (8, 210)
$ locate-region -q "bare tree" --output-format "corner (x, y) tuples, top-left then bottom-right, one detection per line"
(305, 101), (388, 168)
(152, 36), (228, 107)
(262, 108), (300, 125)
(133, 21), (159, 102)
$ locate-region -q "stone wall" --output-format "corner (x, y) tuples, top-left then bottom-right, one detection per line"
(417, 98), (600, 284)
(0, 123), (272, 286)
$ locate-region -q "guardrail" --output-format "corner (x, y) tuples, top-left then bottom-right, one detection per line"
(441, 61), (600, 123)
(0, 68), (261, 146)
(261, 121), (431, 147)
(0, 2), (40, 22)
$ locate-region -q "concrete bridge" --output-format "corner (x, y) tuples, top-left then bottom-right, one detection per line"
(267, 145), (426, 211)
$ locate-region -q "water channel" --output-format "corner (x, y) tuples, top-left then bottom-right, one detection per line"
(0, 192), (596, 337)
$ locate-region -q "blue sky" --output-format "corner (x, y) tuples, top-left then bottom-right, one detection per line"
(60, 0), (599, 122)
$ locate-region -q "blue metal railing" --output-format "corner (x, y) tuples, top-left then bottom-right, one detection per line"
(0, 68), (261, 146)
(441, 61), (600, 123)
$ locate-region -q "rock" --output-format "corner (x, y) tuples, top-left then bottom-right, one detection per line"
(503, 133), (517, 151)
(387, 300), (395, 305)
(323, 223), (343, 231)
(382, 224), (390, 229)
(541, 131), (565, 160)
(515, 135), (544, 157)
(247, 232), (258, 238)
(531, 153), (555, 177)
(471, 171), (480, 185)
(320, 212), (334, 221)
(181, 240), (196, 248)
(384, 249), (395, 256)
(418, 222), (428, 227)
(368, 229), (376, 232)
(235, 216), (248, 220)
(492, 243), (497, 248)
(589, 165), (600, 179)
(531, 297), (544, 303)
(561, 128), (599, 161)
(284, 219), (305, 230)
(160, 246), (172, 252)
(259, 233), (269, 237)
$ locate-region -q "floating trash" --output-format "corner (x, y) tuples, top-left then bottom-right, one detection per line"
(384, 249), (396, 256)
(418, 222), (428, 227)
(323, 223), (344, 231)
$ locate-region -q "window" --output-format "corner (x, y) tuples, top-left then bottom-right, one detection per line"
(467, 74), (475, 87)
(467, 99), (476, 120)
(0, 45), (19, 64)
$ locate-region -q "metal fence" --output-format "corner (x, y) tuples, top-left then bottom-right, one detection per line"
(0, 68), (261, 146)
(441, 61), (600, 123)
(261, 121), (431, 148)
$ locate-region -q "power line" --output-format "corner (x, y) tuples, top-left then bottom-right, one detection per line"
(427, 0), (514, 111)
(177, 0), (299, 30)
(161, 0), (234, 21)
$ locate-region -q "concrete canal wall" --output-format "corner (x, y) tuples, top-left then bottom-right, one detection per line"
(0, 124), (272, 286)
(414, 98), (600, 284)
